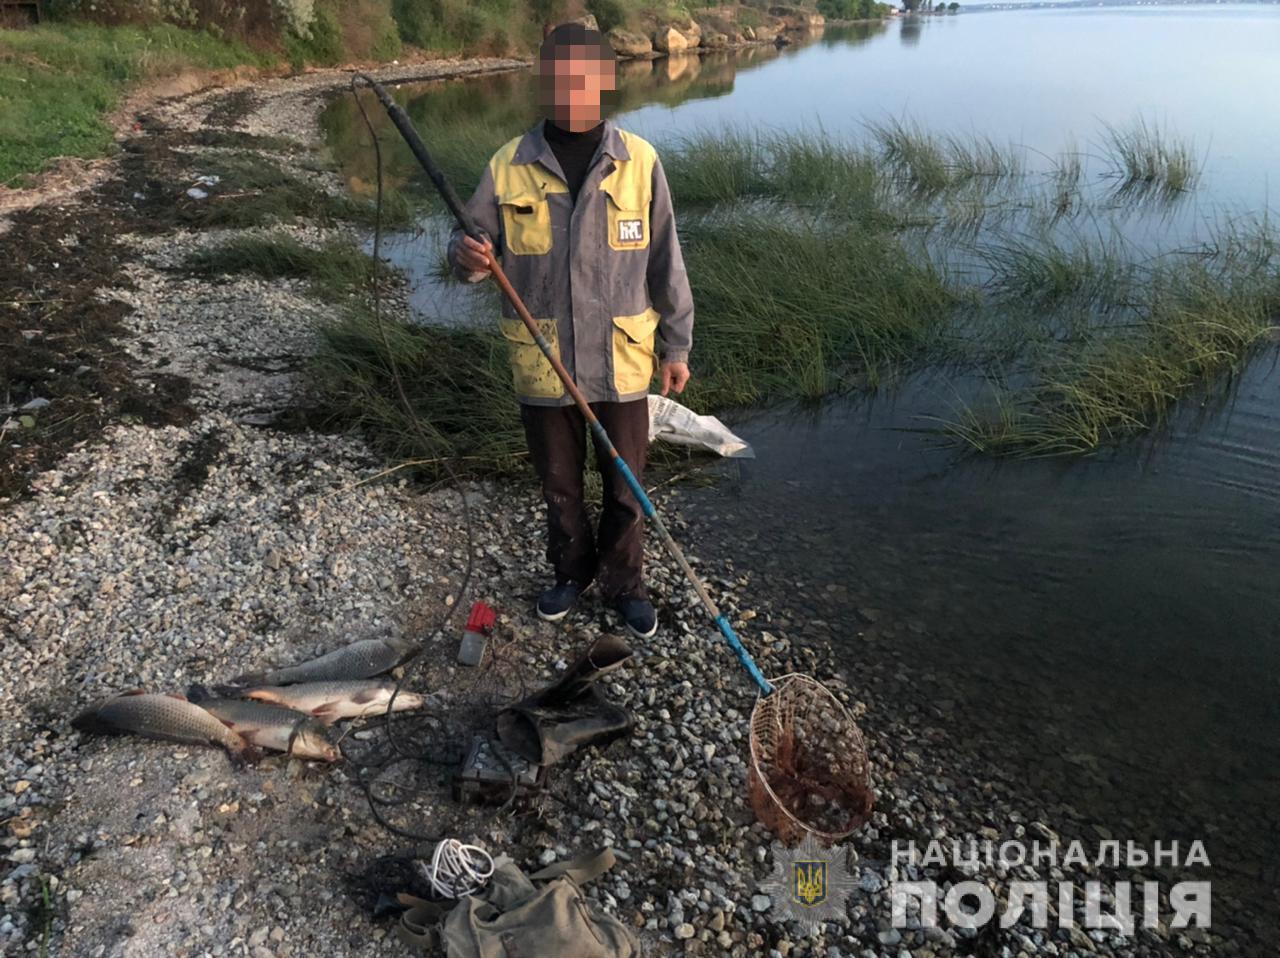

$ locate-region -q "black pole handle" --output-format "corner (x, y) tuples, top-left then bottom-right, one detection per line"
(354, 73), (485, 242)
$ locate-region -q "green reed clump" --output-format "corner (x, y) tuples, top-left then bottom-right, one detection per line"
(942, 259), (1280, 455)
(945, 132), (1024, 182)
(1102, 117), (1201, 196)
(681, 209), (956, 409)
(766, 130), (889, 223)
(978, 227), (1139, 315)
(662, 128), (772, 205)
(664, 129), (892, 227)
(311, 307), (528, 475)
(1046, 146), (1084, 220)
(868, 118), (951, 194)
(867, 120), (1026, 197)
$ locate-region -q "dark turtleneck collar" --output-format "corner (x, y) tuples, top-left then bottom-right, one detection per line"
(543, 118), (605, 203)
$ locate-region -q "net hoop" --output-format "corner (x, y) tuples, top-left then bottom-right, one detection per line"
(747, 673), (874, 846)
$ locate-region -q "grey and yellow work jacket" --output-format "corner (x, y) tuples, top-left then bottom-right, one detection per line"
(447, 119), (694, 406)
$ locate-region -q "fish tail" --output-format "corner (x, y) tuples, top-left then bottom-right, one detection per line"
(186, 683), (213, 703)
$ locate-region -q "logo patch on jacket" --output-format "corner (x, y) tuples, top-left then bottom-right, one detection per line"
(617, 219), (644, 244)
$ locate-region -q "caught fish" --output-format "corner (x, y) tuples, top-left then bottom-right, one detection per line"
(71, 691), (259, 763)
(188, 690), (341, 762)
(228, 635), (411, 687)
(241, 679), (425, 724)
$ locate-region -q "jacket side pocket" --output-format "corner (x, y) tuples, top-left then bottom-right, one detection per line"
(610, 308), (660, 395)
(500, 318), (563, 399)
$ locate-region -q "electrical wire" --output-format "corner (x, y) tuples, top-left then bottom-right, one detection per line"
(342, 73), (490, 841)
(418, 839), (496, 898)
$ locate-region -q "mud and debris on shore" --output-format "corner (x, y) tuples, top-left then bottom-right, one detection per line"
(0, 60), (1241, 958)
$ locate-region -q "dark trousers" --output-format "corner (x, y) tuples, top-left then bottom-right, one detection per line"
(520, 399), (649, 600)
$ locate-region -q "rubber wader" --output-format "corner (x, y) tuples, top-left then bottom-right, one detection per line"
(496, 634), (636, 766)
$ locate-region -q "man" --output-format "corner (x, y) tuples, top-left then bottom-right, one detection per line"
(448, 23), (694, 640)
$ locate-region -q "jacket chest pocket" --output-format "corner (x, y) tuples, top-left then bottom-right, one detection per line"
(601, 180), (650, 252)
(500, 194), (552, 256)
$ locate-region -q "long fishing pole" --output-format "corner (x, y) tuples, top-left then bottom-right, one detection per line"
(351, 73), (772, 697)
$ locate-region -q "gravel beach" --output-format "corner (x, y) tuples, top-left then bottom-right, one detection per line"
(0, 60), (1241, 957)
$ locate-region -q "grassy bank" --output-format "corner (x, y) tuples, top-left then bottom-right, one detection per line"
(294, 118), (1278, 471)
(1, 0), (826, 185)
(0, 23), (269, 184)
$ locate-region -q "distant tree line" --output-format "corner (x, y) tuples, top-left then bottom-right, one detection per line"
(899, 0), (960, 10)
(816, 0), (896, 19)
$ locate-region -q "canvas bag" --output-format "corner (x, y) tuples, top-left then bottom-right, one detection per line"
(397, 847), (641, 958)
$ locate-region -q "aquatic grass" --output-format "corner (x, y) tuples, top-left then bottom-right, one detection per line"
(944, 132), (1024, 183)
(1101, 117), (1201, 198)
(1046, 144), (1084, 220)
(766, 129), (890, 224)
(867, 118), (951, 195)
(977, 228), (1139, 316)
(867, 120), (1027, 198)
(680, 208), (957, 408)
(663, 128), (772, 205)
(941, 259), (1280, 455)
(310, 119), (1274, 468)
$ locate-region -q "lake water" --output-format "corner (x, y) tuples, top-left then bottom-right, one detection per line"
(323, 6), (1280, 941)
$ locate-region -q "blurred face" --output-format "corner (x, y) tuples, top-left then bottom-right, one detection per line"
(538, 43), (616, 132)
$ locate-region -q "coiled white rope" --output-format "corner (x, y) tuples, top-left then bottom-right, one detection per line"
(419, 838), (495, 899)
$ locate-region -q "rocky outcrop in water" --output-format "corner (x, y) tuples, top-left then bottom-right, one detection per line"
(609, 4), (828, 60)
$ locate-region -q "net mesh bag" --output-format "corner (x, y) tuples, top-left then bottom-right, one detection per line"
(748, 674), (875, 846)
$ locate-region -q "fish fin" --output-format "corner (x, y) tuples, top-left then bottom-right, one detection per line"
(212, 683), (251, 698)
(118, 688), (147, 697)
(243, 689), (275, 702)
(352, 688), (383, 705)
(228, 743), (266, 768)
(310, 704), (342, 725)
(229, 671), (267, 687)
(165, 692), (188, 702)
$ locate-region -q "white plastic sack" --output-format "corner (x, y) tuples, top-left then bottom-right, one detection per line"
(647, 395), (754, 458)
